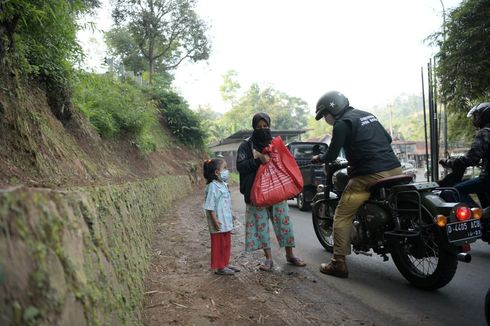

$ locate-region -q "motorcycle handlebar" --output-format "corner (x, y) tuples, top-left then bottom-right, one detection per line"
(327, 160), (349, 170)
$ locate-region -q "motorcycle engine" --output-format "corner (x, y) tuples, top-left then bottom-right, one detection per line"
(352, 203), (391, 248)
(333, 169), (349, 193)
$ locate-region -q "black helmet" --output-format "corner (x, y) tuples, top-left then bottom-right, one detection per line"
(315, 91), (349, 120)
(467, 102), (490, 128)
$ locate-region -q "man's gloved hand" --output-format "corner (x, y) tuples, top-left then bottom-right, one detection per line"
(311, 155), (321, 164)
(439, 158), (453, 168)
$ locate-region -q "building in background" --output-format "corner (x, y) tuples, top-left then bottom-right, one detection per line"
(209, 129), (306, 171)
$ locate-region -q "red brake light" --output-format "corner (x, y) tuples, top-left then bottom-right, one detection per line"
(455, 206), (471, 221)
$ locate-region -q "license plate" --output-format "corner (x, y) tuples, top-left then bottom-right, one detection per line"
(446, 219), (481, 243)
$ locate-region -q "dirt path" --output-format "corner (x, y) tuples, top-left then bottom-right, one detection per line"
(142, 187), (379, 325)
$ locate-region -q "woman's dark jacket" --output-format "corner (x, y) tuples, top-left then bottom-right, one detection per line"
(236, 139), (263, 204)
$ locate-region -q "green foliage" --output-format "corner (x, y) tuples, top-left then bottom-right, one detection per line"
(111, 0), (210, 83)
(222, 83), (309, 132)
(196, 105), (225, 144)
(305, 115), (331, 140)
(73, 73), (161, 151)
(220, 70), (241, 108)
(446, 110), (474, 144)
(151, 89), (206, 147)
(105, 27), (146, 74)
(228, 171), (240, 185)
(433, 0), (490, 119)
(22, 306), (40, 325)
(198, 79), (310, 145)
(369, 94), (425, 141)
(1, 0), (99, 83)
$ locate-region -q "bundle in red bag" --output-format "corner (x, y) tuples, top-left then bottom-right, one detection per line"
(251, 136), (304, 207)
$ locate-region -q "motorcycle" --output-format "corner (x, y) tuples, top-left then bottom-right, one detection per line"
(311, 160), (482, 290)
(437, 159), (490, 244)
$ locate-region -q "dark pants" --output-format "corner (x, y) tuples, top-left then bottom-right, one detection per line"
(454, 177), (490, 208)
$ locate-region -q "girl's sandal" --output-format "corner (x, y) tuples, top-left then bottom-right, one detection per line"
(259, 259), (273, 271)
(286, 256), (306, 267)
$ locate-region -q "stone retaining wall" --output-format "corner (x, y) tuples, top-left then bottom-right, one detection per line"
(0, 175), (192, 325)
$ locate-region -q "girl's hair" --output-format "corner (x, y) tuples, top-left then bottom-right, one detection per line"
(203, 158), (225, 184)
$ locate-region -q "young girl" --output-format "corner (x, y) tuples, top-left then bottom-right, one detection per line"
(203, 158), (240, 275)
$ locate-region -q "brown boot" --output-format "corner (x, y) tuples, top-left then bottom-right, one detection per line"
(319, 255), (348, 278)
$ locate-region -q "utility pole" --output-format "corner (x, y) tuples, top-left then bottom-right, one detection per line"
(440, 0), (449, 159)
(389, 103), (394, 138)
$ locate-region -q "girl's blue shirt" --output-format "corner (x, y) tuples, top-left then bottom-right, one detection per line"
(203, 180), (233, 233)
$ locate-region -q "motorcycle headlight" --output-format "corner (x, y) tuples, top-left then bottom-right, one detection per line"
(316, 184), (325, 193)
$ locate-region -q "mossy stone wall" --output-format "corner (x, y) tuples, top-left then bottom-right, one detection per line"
(0, 175), (192, 325)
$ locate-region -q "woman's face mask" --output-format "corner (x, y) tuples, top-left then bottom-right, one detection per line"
(252, 128), (272, 142)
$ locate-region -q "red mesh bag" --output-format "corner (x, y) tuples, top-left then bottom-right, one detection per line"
(251, 136), (304, 207)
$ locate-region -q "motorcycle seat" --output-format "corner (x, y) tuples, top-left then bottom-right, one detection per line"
(367, 175), (413, 192)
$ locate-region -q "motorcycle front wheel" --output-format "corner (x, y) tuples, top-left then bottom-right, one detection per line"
(312, 198), (337, 252)
(297, 190), (311, 211)
(390, 203), (458, 290)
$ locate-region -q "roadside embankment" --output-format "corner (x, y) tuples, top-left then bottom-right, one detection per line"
(0, 175), (192, 325)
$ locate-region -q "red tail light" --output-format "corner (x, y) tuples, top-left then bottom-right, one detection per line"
(455, 206), (471, 221)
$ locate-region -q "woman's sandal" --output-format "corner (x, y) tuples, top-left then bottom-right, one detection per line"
(259, 259), (273, 271)
(286, 256), (306, 267)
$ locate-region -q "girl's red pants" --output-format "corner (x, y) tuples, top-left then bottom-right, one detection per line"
(210, 231), (231, 269)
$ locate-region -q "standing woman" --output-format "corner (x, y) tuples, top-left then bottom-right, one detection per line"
(236, 112), (306, 271)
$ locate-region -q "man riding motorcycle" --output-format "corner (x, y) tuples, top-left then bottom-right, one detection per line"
(311, 91), (402, 278)
(439, 102), (490, 208)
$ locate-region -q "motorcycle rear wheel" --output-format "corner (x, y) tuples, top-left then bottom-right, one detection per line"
(390, 205), (458, 290)
(312, 199), (336, 252)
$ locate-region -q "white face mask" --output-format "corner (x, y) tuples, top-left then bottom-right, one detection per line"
(219, 169), (229, 182)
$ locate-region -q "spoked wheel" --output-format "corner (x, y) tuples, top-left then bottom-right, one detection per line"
(390, 204), (458, 290)
(312, 199), (336, 252)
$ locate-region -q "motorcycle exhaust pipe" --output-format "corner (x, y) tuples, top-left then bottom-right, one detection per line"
(457, 253), (472, 263)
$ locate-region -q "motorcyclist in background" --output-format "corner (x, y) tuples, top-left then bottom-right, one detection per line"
(439, 102), (490, 208)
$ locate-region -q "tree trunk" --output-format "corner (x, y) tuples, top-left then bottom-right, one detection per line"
(149, 59), (154, 85)
(148, 40), (154, 85)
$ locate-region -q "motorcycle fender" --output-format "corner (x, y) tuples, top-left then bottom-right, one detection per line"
(397, 192), (472, 251)
(312, 191), (338, 206)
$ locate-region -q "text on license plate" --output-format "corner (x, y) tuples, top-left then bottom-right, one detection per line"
(446, 219), (481, 243)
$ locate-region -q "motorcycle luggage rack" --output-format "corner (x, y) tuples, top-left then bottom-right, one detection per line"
(384, 188), (422, 239)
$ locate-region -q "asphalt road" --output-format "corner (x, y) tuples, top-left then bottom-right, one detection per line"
(231, 190), (489, 326)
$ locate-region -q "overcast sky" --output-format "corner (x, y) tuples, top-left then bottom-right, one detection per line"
(78, 0), (462, 114)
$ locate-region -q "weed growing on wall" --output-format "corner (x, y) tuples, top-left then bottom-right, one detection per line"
(73, 73), (165, 151)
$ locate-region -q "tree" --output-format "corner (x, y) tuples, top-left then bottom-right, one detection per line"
(220, 69), (241, 109)
(1, 0), (99, 73)
(222, 83), (309, 131)
(196, 104), (222, 121)
(105, 26), (147, 74)
(0, 0), (99, 120)
(433, 0), (490, 122)
(112, 0), (210, 84)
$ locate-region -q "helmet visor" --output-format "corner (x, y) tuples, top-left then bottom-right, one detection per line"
(467, 105), (478, 118)
(315, 110), (325, 120)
